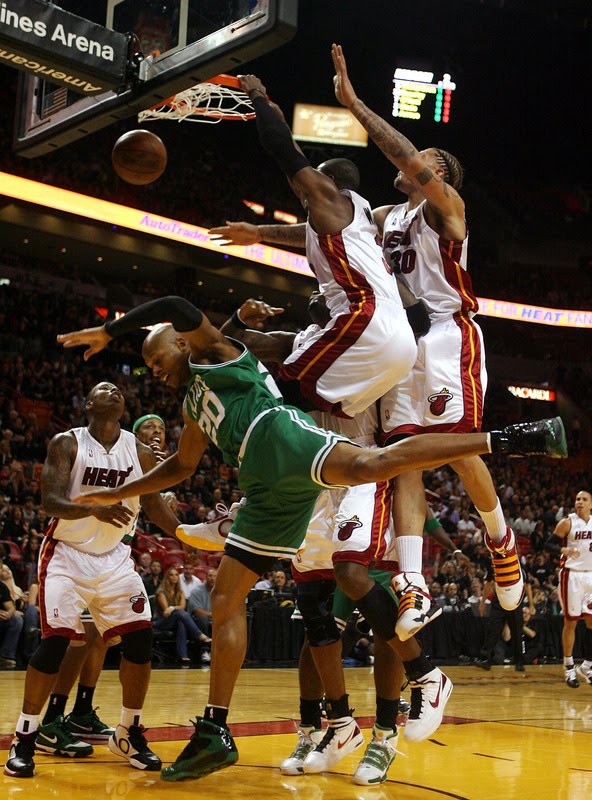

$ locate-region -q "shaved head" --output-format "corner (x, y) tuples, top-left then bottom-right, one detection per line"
(142, 324), (191, 388)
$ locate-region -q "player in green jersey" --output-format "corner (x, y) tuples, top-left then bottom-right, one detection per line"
(57, 295), (567, 781)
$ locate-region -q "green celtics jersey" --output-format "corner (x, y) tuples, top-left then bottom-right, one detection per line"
(183, 341), (283, 466)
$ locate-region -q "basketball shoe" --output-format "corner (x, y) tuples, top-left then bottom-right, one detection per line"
(280, 727), (324, 775)
(565, 668), (580, 689)
(175, 498), (246, 550)
(404, 668), (453, 741)
(576, 663), (592, 685)
(160, 718), (238, 781)
(392, 572), (442, 641)
(3, 731), (38, 778)
(492, 416), (568, 458)
(65, 707), (116, 740)
(302, 716), (364, 773)
(36, 715), (94, 757)
(109, 724), (161, 770)
(353, 725), (398, 785)
(484, 528), (524, 611)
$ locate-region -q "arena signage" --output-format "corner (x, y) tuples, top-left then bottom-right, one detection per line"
(0, 0), (129, 94)
(507, 386), (556, 402)
(2, 169), (592, 324)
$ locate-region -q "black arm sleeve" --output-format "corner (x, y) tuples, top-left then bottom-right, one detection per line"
(104, 296), (203, 337)
(544, 534), (563, 555)
(252, 95), (310, 178)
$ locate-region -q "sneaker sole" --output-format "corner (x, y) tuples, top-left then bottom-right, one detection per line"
(302, 731), (365, 773)
(353, 759), (394, 786)
(576, 668), (592, 685)
(35, 744), (92, 758)
(160, 752), (238, 781)
(546, 417), (568, 458)
(396, 604), (443, 642)
(3, 765), (35, 778)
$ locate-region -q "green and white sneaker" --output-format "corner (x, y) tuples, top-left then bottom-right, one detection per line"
(160, 718), (237, 781)
(36, 716), (94, 758)
(65, 708), (116, 740)
(353, 726), (398, 785)
(280, 727), (324, 775)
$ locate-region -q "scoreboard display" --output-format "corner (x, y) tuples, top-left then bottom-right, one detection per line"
(392, 68), (456, 123)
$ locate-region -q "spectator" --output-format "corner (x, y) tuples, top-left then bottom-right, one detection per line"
(2, 505), (28, 544)
(153, 567), (210, 666)
(0, 567), (24, 668)
(466, 577), (484, 617)
(20, 533), (41, 589)
(430, 581), (446, 608)
(135, 551), (153, 579)
(180, 562), (202, 599)
(142, 559), (163, 604)
(442, 582), (462, 613)
(187, 568), (217, 641)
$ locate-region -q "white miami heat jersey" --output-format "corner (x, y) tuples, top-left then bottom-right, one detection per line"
(306, 189), (400, 317)
(49, 427), (142, 555)
(564, 512), (592, 570)
(382, 200), (477, 321)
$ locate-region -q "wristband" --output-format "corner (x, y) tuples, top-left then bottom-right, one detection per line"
(453, 549), (463, 556)
(231, 310), (248, 330)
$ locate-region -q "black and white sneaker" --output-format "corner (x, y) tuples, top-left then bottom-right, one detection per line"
(4, 731), (38, 778)
(404, 668), (453, 741)
(494, 417), (567, 458)
(108, 724), (161, 770)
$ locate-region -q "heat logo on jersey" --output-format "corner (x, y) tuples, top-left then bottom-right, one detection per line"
(337, 515), (363, 541)
(130, 594), (147, 613)
(428, 388), (454, 416)
(82, 465), (134, 488)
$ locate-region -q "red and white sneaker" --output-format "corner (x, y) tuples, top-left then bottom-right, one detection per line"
(302, 716), (364, 773)
(484, 527), (524, 611)
(404, 668), (453, 742)
(392, 572), (442, 641)
(175, 498), (245, 551)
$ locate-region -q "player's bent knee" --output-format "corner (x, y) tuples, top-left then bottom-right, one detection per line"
(121, 627), (153, 664)
(297, 589), (340, 647)
(29, 635), (70, 674)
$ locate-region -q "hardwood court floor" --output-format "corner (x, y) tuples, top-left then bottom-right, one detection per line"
(1, 665), (591, 800)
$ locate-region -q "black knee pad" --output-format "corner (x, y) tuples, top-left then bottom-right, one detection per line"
(121, 626), (153, 664)
(29, 635), (70, 674)
(297, 581), (340, 647)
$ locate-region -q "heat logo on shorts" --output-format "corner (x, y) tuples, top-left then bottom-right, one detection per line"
(130, 594), (147, 613)
(337, 515), (363, 541)
(428, 388), (453, 417)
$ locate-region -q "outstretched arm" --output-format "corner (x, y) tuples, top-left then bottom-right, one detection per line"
(238, 74), (353, 235)
(57, 295), (238, 363)
(332, 44), (465, 238)
(209, 221), (306, 248)
(220, 299), (296, 365)
(76, 420), (209, 506)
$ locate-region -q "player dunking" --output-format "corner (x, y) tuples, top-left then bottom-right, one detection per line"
(4, 383), (180, 779)
(236, 74), (417, 419)
(329, 43), (527, 637)
(56, 294), (565, 781)
(546, 490), (592, 687)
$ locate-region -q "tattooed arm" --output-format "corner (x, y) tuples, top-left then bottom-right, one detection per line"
(332, 44), (465, 240)
(209, 221), (306, 248)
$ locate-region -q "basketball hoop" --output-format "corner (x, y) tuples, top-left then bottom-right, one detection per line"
(138, 74), (259, 124)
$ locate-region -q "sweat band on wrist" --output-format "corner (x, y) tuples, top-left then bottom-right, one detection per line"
(230, 310), (248, 330)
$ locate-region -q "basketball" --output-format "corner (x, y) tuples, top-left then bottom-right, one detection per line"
(111, 129), (167, 185)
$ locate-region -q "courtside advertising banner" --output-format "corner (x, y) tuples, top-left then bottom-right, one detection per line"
(0, 0), (129, 94)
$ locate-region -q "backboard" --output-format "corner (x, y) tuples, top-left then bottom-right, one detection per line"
(14, 0), (297, 157)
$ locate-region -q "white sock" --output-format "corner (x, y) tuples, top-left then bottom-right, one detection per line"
(564, 657), (574, 669)
(16, 713), (39, 735)
(476, 500), (506, 544)
(121, 707), (142, 729)
(396, 535), (423, 573)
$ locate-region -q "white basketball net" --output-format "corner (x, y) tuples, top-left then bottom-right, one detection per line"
(138, 81), (256, 124)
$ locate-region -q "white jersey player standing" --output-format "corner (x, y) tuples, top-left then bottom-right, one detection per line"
(330, 42), (525, 638)
(4, 382), (180, 780)
(549, 490), (592, 688)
